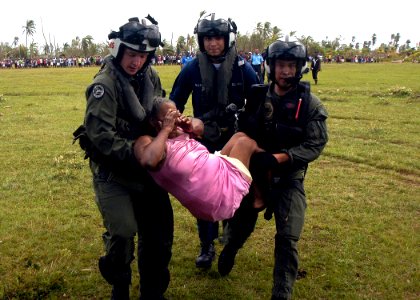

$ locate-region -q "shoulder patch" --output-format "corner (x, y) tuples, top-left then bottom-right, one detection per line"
(92, 84), (105, 99)
(264, 101), (274, 121)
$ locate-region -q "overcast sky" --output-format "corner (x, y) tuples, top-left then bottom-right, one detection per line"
(1, 0), (418, 50)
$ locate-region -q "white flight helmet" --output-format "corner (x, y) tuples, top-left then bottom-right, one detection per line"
(108, 16), (161, 59)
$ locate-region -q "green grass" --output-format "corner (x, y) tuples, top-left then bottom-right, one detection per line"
(0, 63), (419, 299)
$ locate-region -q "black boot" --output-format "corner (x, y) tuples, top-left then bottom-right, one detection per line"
(111, 283), (129, 300)
(218, 245), (238, 276)
(195, 243), (215, 269)
(99, 256), (131, 300)
(99, 256), (114, 285)
(271, 296), (289, 300)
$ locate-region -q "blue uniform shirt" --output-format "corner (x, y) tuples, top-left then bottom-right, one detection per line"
(251, 53), (264, 66)
(170, 56), (260, 118)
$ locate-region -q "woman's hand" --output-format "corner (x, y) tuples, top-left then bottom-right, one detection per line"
(273, 152), (290, 164)
(160, 109), (180, 133)
(177, 115), (193, 133)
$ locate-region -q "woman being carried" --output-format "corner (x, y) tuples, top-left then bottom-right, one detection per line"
(134, 97), (268, 221)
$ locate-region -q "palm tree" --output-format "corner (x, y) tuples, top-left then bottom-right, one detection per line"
(12, 37), (19, 48)
(331, 36), (341, 51)
(72, 36), (81, 49)
(298, 35), (314, 50)
(29, 40), (38, 59)
(372, 33), (377, 47)
(394, 33), (400, 48)
(390, 34), (395, 46)
(186, 34), (196, 54)
(255, 22), (263, 36)
(262, 22), (272, 40)
(271, 26), (282, 42)
(22, 20), (36, 58)
(176, 36), (186, 54)
(82, 35), (94, 56)
(63, 42), (70, 52)
(42, 44), (50, 56)
(349, 36), (356, 49)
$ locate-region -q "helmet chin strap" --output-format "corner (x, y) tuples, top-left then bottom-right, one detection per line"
(284, 75), (302, 85)
(207, 54), (225, 63)
(205, 46), (232, 63)
(273, 75), (301, 93)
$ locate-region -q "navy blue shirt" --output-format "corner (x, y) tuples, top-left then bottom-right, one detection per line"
(169, 56), (259, 118)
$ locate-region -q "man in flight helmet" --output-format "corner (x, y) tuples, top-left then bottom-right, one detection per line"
(77, 16), (172, 300)
(170, 13), (259, 270)
(265, 39), (309, 88)
(194, 13), (237, 60)
(108, 16), (162, 68)
(219, 39), (328, 300)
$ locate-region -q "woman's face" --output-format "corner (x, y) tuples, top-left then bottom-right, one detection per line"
(158, 102), (178, 120)
(156, 102), (180, 136)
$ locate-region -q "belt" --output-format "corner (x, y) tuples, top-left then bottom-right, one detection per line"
(271, 169), (306, 185)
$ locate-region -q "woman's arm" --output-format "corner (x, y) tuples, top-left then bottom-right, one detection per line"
(133, 135), (164, 170)
(134, 110), (179, 170)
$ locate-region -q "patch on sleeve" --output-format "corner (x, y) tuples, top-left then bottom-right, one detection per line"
(92, 84), (105, 99)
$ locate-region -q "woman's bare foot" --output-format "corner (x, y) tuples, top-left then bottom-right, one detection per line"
(253, 196), (265, 209)
(253, 185), (266, 210)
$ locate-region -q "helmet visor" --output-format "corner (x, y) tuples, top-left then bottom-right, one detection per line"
(269, 42), (306, 60)
(196, 18), (229, 36)
(120, 26), (161, 48)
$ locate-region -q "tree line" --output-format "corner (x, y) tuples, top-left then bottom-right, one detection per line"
(0, 18), (418, 62)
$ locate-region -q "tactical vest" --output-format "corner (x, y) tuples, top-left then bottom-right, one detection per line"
(260, 81), (311, 152)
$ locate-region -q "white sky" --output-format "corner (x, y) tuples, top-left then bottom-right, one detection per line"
(1, 0), (418, 50)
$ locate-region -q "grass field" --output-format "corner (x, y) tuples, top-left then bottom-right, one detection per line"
(0, 63), (419, 299)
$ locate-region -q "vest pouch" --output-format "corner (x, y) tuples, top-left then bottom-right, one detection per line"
(73, 124), (102, 162)
(73, 125), (91, 154)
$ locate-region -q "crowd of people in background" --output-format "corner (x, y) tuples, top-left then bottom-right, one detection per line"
(1, 54), (186, 68)
(0, 47), (389, 70)
(1, 52), (384, 70)
(0, 56), (104, 68)
(319, 54), (379, 63)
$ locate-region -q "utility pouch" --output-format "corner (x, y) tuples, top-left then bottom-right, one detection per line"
(72, 124), (93, 159)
